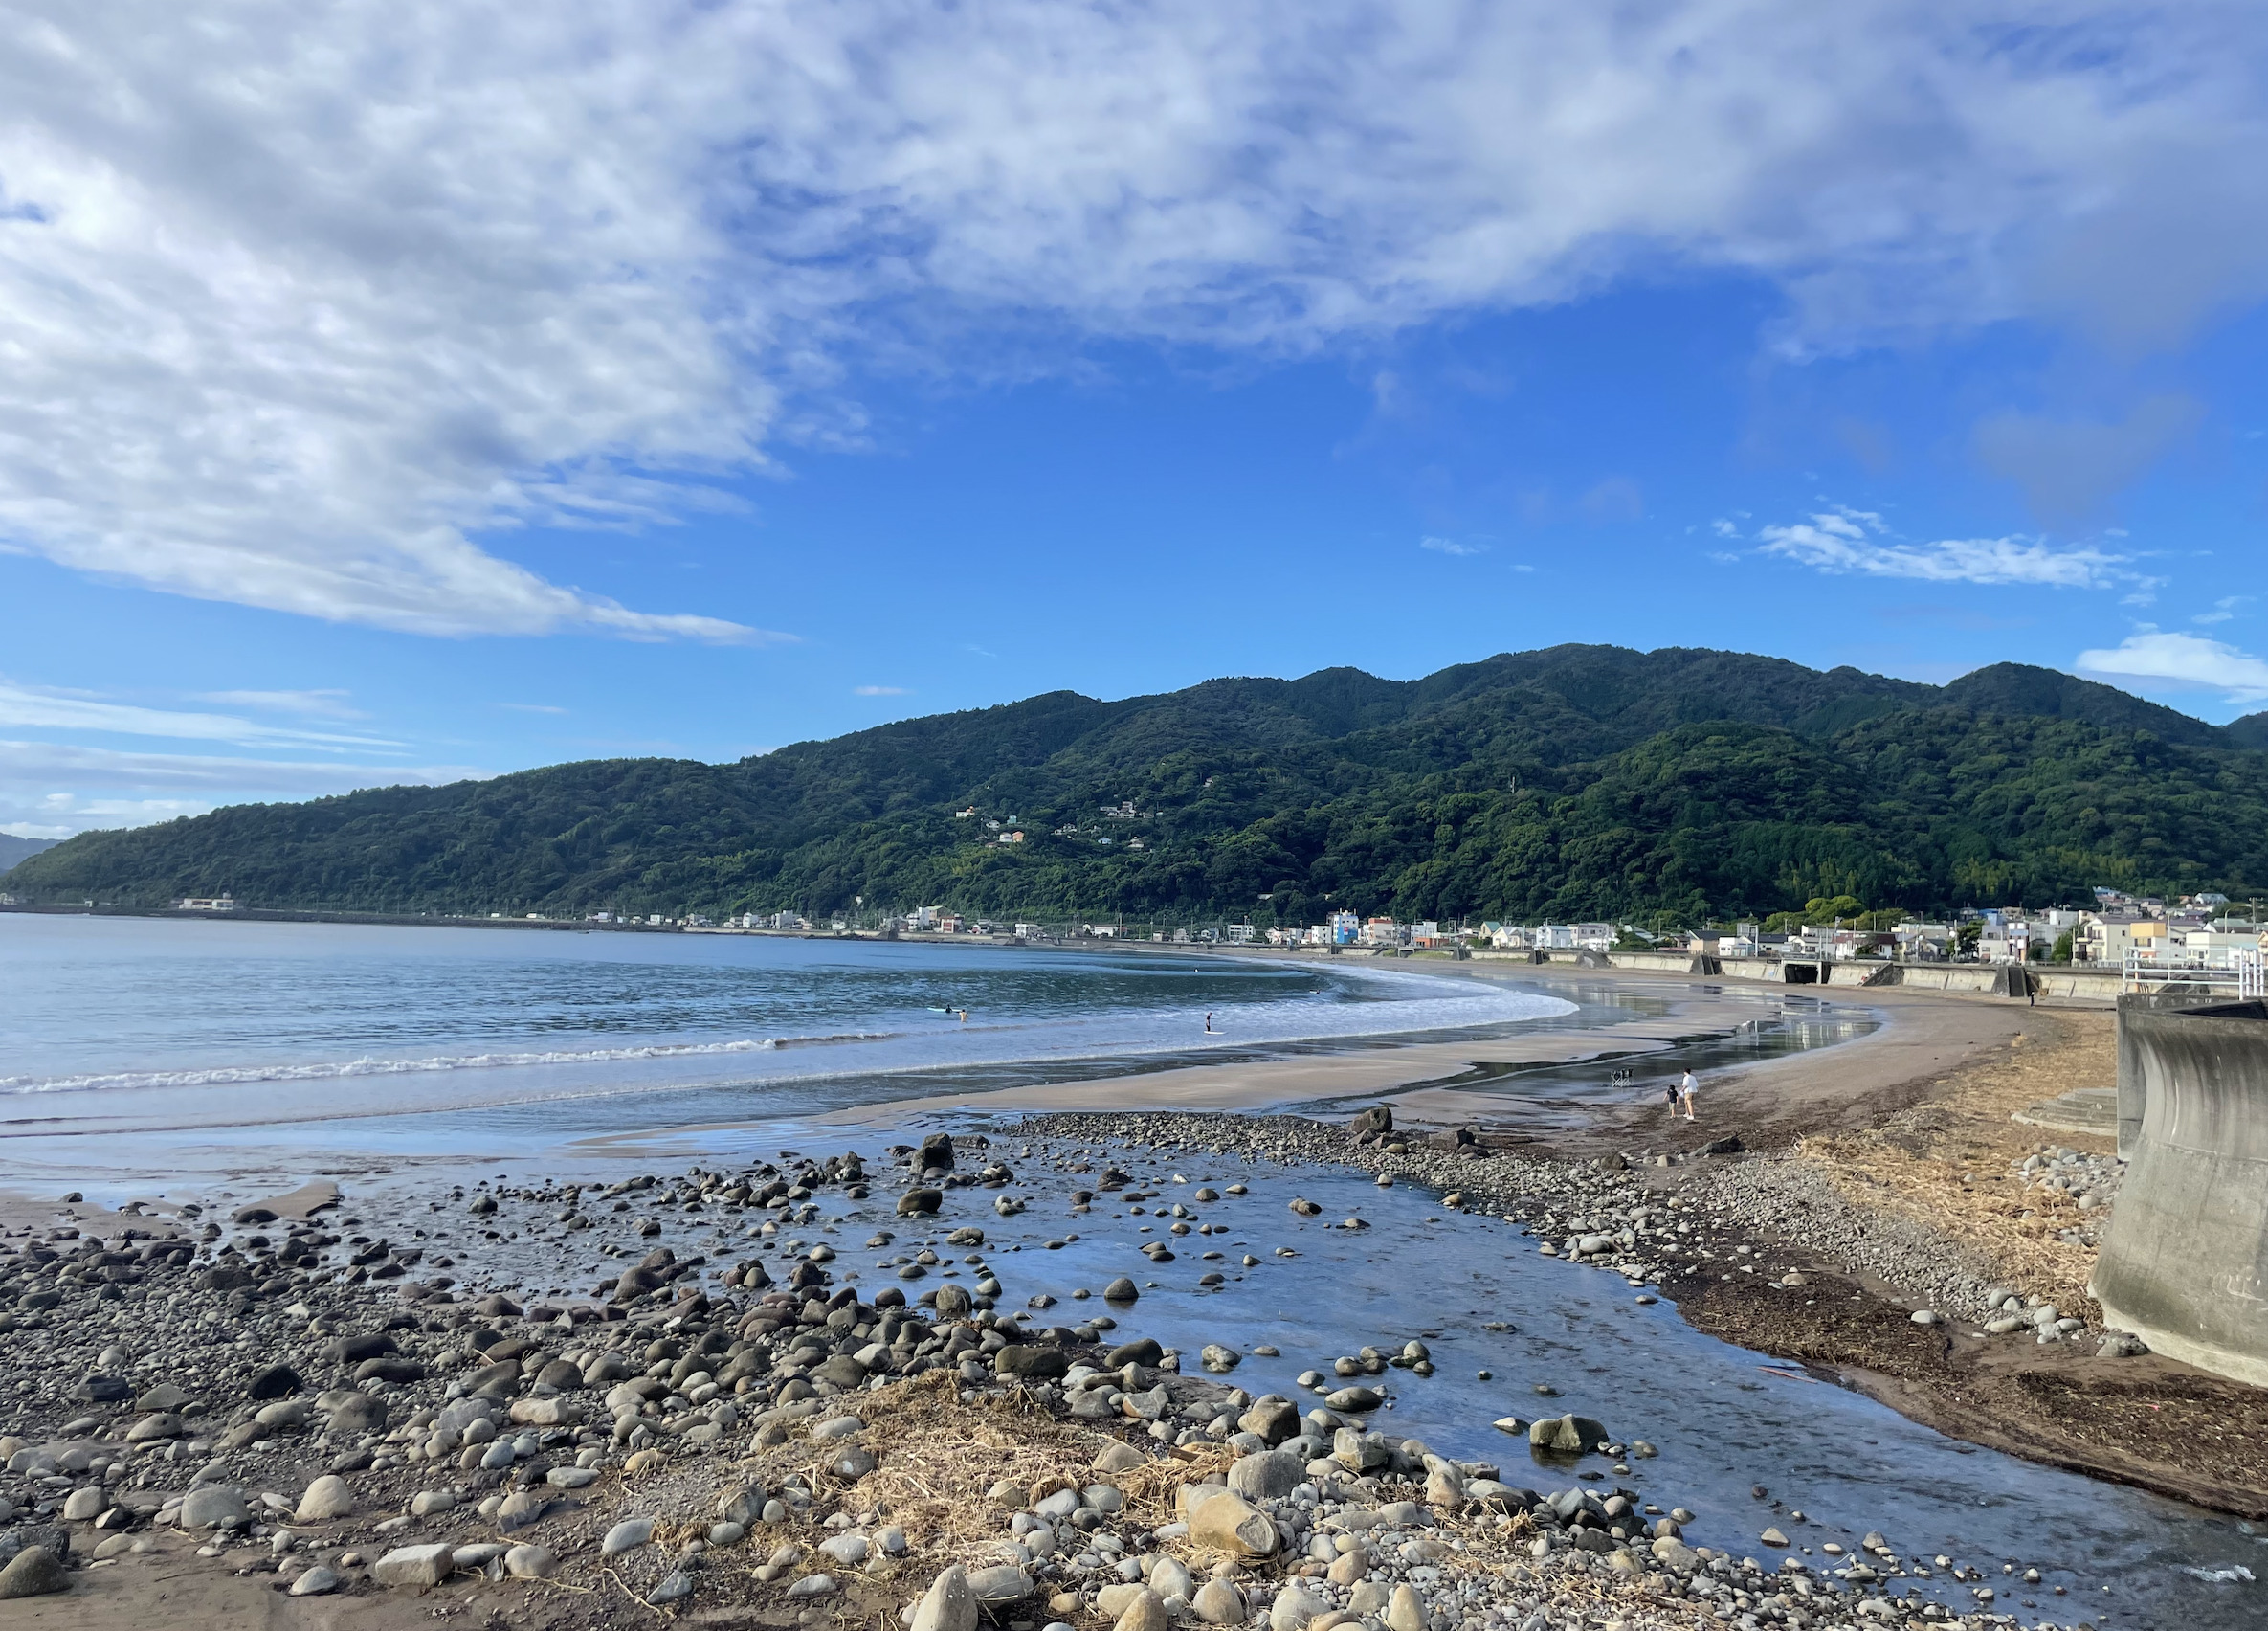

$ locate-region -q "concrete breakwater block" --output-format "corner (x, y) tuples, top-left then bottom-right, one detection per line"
(2092, 997), (2268, 1386)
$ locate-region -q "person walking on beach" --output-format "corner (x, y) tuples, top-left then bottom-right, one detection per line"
(1679, 1068), (1698, 1120)
(1662, 1081), (1679, 1116)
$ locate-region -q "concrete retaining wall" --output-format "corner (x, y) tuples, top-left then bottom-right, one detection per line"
(2091, 998), (2268, 1386)
(1484, 948), (2120, 1002)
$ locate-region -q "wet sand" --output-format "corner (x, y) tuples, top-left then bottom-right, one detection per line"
(809, 970), (2036, 1148)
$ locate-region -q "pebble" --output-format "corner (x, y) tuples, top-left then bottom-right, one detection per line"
(603, 1517), (656, 1555)
(288, 1565), (343, 1597)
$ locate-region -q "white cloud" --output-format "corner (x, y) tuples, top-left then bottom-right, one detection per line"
(194, 688), (367, 720)
(0, 740), (484, 837)
(2194, 595), (2254, 625)
(2075, 632), (2268, 704)
(0, 3), (2262, 637)
(0, 680), (401, 750)
(1419, 537), (1486, 557)
(1755, 509), (2140, 589)
(852, 685), (911, 697)
(499, 702), (569, 715)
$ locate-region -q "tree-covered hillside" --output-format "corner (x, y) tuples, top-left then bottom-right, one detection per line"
(9, 647), (2265, 925)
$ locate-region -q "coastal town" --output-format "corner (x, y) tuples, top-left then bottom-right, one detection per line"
(670, 893), (2268, 985)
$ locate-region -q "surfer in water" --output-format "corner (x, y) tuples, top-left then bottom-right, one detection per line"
(1203, 1012), (1219, 1034)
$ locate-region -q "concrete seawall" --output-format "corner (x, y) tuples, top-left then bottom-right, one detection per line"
(1473, 948), (2122, 1003)
(2091, 997), (2268, 1387)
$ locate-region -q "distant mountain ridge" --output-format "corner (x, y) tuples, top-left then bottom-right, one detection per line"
(10, 646), (2265, 924)
(0, 834), (58, 873)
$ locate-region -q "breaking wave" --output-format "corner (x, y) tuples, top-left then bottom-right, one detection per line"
(0, 1031), (899, 1096)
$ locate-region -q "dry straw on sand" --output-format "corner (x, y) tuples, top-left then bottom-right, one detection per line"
(1796, 1008), (2114, 1312)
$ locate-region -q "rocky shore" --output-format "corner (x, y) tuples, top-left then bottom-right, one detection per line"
(0, 1110), (2180, 1631)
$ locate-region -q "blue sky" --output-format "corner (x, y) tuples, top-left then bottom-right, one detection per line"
(5, 1), (2268, 838)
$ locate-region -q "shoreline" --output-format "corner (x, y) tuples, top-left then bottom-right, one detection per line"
(0, 1108), (2226, 1631)
(807, 972), (2035, 1146)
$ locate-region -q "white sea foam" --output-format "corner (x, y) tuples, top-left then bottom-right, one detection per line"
(0, 1032), (898, 1096)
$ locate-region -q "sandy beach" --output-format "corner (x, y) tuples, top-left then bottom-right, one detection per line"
(809, 967), (2035, 1154)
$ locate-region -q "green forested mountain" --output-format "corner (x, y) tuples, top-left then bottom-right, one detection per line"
(9, 646), (2267, 926)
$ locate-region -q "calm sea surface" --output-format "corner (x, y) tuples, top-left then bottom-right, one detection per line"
(0, 915), (1573, 1152)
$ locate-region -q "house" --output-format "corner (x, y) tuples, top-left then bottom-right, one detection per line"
(1226, 924), (1257, 944)
(1362, 917), (1400, 946)
(2080, 913), (2166, 965)
(1978, 919), (2033, 963)
(1330, 911), (1361, 945)
(175, 894), (237, 911)
(1893, 921), (1953, 960)
(1013, 923), (1042, 939)
(998, 831), (1025, 844)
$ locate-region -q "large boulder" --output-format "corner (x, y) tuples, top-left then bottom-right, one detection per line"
(373, 1543), (455, 1588)
(898, 1189), (944, 1218)
(910, 1564), (979, 1631)
(1226, 1448), (1303, 1501)
(1238, 1398), (1300, 1443)
(329, 1393), (388, 1435)
(917, 1133), (955, 1174)
(1527, 1414), (1611, 1455)
(964, 1564), (1033, 1604)
(320, 1333), (397, 1367)
(246, 1363), (303, 1400)
(1185, 1488), (1279, 1557)
(995, 1344), (1067, 1379)
(1350, 1106), (1394, 1143)
(294, 1475), (353, 1523)
(175, 1486), (250, 1530)
(0, 1546), (68, 1599)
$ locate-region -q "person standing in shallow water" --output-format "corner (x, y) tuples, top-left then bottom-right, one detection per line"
(1679, 1068), (1699, 1120)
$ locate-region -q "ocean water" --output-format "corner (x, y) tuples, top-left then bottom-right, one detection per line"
(0, 914), (1574, 1153)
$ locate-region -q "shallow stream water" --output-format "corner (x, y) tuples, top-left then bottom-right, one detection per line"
(310, 1136), (2264, 1631)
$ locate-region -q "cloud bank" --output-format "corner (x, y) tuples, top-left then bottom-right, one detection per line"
(0, 741), (483, 840)
(2, 2), (2262, 637)
(1754, 510), (2142, 591)
(2077, 632), (2268, 704)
